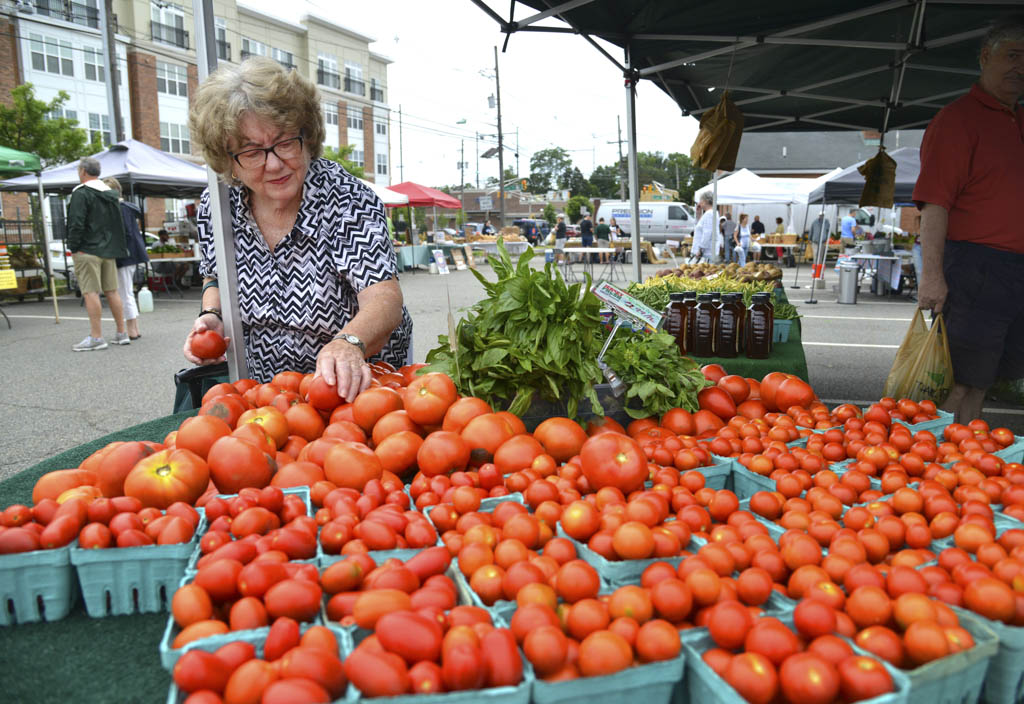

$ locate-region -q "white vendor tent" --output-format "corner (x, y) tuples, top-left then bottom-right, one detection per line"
(693, 169), (798, 206)
(359, 179), (409, 206)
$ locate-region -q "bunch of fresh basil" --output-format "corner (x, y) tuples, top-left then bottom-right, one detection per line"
(423, 241), (606, 419)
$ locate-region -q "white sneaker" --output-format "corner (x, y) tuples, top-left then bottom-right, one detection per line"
(112, 332), (131, 346)
(72, 336), (108, 351)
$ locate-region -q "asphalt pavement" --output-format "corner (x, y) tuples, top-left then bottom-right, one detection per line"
(1, 254), (1020, 483)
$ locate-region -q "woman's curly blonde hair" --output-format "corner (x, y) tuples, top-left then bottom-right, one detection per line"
(190, 57), (326, 184)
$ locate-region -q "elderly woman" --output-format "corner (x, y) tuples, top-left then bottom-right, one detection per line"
(184, 58), (411, 400)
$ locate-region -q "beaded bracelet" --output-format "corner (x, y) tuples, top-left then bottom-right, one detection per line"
(198, 308), (222, 320)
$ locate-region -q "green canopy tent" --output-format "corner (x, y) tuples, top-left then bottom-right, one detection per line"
(0, 145), (60, 323)
(471, 1), (1012, 282)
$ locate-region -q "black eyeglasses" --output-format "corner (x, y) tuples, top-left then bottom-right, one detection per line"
(230, 135), (304, 169)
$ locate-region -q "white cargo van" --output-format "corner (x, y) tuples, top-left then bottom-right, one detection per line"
(594, 201), (695, 243)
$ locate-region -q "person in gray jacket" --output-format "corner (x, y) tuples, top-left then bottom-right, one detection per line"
(68, 157), (129, 351)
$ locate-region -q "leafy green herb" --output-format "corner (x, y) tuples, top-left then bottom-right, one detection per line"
(602, 330), (711, 419)
(422, 239), (605, 419)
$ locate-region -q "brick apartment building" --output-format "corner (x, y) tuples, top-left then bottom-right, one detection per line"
(0, 0), (393, 230)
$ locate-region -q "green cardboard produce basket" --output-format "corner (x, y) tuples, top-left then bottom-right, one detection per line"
(71, 514), (202, 618)
(900, 608), (998, 704)
(977, 614), (1024, 704)
(0, 542), (76, 626)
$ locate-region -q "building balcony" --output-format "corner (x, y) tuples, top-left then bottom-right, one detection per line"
(317, 67), (341, 90)
(217, 39), (231, 62)
(371, 87), (385, 102)
(344, 77), (365, 96)
(33, 0), (99, 29)
(277, 59), (296, 72)
(151, 20), (189, 50)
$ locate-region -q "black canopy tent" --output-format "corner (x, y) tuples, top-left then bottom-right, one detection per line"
(807, 146), (921, 205)
(470, 0), (1014, 281)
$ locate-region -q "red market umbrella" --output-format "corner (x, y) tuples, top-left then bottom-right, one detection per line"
(388, 182), (462, 209)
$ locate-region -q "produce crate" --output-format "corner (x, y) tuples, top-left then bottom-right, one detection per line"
(730, 462), (775, 500)
(0, 542), (76, 626)
(772, 318), (793, 343)
(531, 647), (683, 704)
(186, 486), (312, 571)
(164, 622), (352, 704)
(554, 525), (704, 588)
(680, 623), (911, 704)
(345, 624), (533, 704)
(977, 615), (1024, 704)
(994, 434), (1024, 464)
(900, 608), (998, 704)
(891, 409), (954, 437)
(159, 573), (325, 670)
(71, 513), (203, 617)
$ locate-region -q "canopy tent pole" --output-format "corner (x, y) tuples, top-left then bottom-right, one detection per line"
(807, 201), (828, 304)
(711, 172), (719, 262)
(623, 46), (642, 283)
(37, 173), (60, 323)
(791, 198), (812, 289)
(193, 0), (245, 379)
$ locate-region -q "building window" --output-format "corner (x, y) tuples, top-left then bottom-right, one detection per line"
(82, 47), (105, 82)
(150, 2), (188, 49)
(272, 48), (294, 71)
(323, 103), (338, 126)
(370, 78), (384, 102)
(375, 121), (387, 136)
(33, 0), (100, 29)
(344, 61), (365, 96)
(156, 61), (188, 97)
(317, 53), (339, 90)
(29, 33), (74, 76)
(160, 121), (190, 154)
(347, 107), (363, 131)
(47, 107), (78, 123)
(376, 153), (387, 176)
(351, 149), (364, 168)
(215, 17), (230, 61)
(241, 38), (267, 61)
(89, 113), (111, 146)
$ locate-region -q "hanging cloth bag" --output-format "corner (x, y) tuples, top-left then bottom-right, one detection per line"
(690, 90), (744, 172)
(858, 147), (897, 208)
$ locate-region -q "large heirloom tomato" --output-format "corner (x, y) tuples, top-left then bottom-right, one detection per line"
(579, 432), (648, 494)
(123, 448), (210, 509)
(403, 372), (457, 426)
(206, 436), (277, 493)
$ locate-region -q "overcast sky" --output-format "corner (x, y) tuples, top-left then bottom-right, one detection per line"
(241, 0), (702, 188)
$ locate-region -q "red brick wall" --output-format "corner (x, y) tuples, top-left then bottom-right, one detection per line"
(127, 50), (160, 148)
(0, 17), (27, 220)
(362, 106), (374, 183)
(337, 100), (348, 151)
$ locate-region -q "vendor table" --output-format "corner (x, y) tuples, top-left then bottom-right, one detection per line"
(842, 253), (902, 293)
(558, 247), (622, 282)
(0, 411), (194, 703)
(395, 243), (432, 271)
(689, 318), (809, 383)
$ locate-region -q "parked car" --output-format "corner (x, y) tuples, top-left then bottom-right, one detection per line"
(511, 218), (546, 244)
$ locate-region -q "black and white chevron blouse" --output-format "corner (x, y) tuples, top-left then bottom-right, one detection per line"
(197, 157), (413, 382)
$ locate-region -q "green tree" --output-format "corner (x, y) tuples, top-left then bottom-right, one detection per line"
(542, 202), (556, 226)
(0, 85), (101, 166)
(528, 147), (571, 191)
(559, 166), (592, 197)
(323, 144), (365, 178)
(588, 164), (620, 199)
(484, 167), (517, 187)
(565, 195), (593, 224)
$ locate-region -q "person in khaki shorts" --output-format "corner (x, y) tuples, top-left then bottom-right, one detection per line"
(68, 157), (129, 351)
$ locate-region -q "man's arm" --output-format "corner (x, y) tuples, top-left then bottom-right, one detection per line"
(917, 203), (949, 312)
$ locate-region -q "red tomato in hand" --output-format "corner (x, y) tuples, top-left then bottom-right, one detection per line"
(192, 330), (227, 360)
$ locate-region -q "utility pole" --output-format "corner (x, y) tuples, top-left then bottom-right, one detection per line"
(608, 115), (626, 199)
(515, 126), (520, 178)
(459, 139), (465, 216)
(494, 46), (505, 228)
(675, 162), (680, 192)
(101, 0), (124, 142)
(475, 132), (480, 189)
(398, 105), (404, 183)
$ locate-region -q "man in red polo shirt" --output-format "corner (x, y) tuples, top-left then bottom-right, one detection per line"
(913, 14), (1024, 422)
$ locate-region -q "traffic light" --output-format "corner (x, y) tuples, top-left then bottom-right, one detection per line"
(521, 179), (528, 190)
